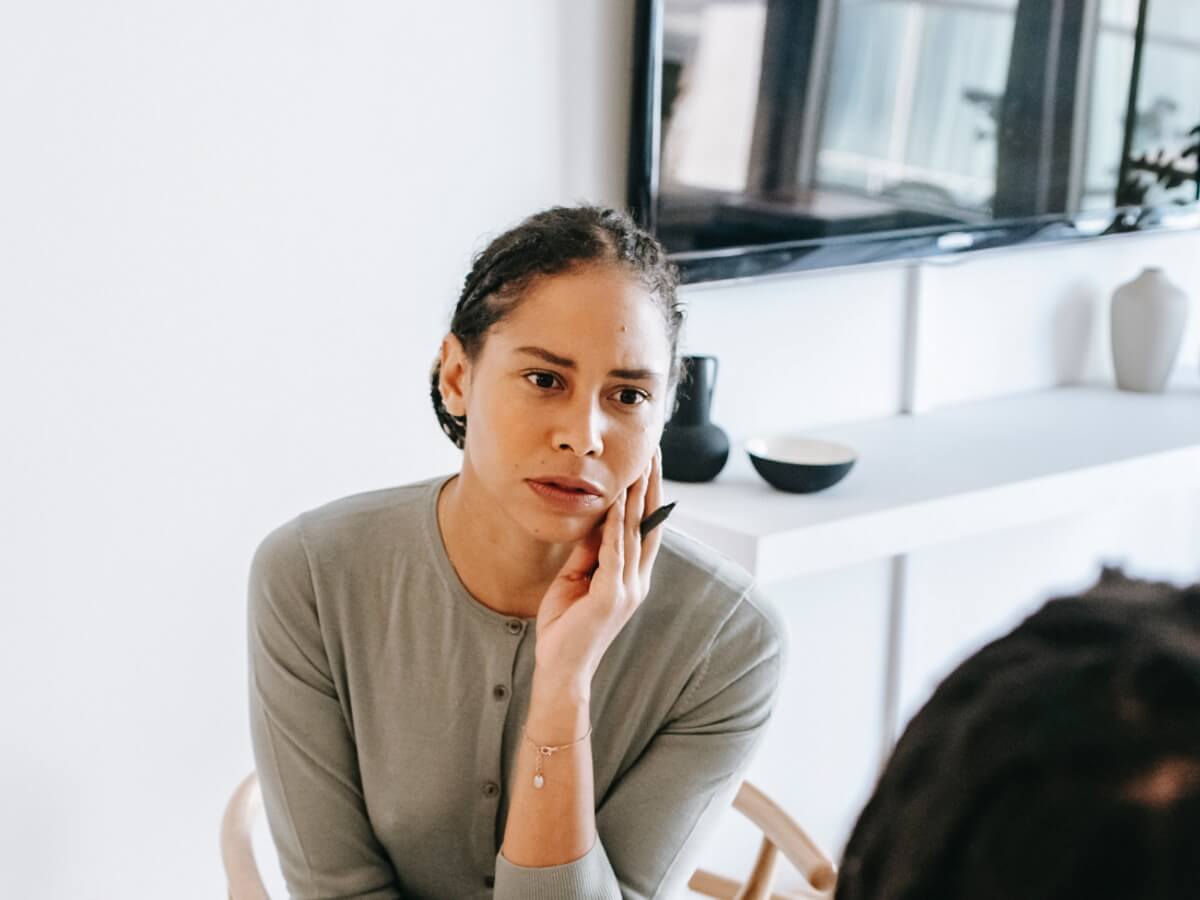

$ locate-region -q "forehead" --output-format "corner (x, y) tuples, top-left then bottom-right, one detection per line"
(491, 265), (670, 361)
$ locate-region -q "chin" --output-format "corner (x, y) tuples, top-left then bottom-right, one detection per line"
(522, 503), (603, 543)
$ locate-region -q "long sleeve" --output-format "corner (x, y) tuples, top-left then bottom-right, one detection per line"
(246, 518), (404, 900)
(492, 586), (789, 900)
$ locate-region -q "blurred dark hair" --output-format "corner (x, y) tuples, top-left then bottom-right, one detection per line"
(429, 204), (684, 450)
(836, 566), (1200, 900)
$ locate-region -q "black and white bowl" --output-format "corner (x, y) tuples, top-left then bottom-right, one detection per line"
(745, 436), (858, 494)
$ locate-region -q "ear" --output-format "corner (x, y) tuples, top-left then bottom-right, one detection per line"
(439, 334), (471, 418)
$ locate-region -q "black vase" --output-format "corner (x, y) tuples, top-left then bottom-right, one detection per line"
(661, 355), (729, 482)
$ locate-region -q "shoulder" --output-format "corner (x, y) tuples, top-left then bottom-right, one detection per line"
(623, 527), (789, 727)
(644, 526), (789, 673)
(250, 475), (445, 577)
(255, 480), (444, 564)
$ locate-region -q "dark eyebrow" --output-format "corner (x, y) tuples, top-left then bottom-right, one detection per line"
(515, 345), (664, 382)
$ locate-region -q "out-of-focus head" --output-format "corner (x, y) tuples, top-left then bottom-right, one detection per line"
(836, 566), (1200, 900)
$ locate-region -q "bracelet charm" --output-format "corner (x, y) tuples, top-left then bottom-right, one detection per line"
(523, 726), (592, 789)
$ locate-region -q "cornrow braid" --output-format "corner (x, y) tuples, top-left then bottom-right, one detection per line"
(429, 204), (684, 450)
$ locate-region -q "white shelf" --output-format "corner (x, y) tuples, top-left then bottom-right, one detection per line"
(667, 373), (1200, 583)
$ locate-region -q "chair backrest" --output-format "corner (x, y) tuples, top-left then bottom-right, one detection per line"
(220, 772), (271, 900)
(221, 772), (836, 900)
(687, 780), (836, 900)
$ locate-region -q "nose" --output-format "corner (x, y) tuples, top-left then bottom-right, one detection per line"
(552, 394), (604, 456)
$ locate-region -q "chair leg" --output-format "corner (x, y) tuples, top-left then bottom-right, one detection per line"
(732, 837), (779, 900)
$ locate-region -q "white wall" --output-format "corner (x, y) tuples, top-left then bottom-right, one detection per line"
(2, 2), (1198, 898)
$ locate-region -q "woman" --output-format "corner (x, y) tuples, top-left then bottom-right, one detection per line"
(247, 204), (788, 899)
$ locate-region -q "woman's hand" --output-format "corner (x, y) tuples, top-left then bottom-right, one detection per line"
(533, 446), (667, 690)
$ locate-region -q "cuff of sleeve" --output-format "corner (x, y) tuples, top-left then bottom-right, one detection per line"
(493, 835), (620, 900)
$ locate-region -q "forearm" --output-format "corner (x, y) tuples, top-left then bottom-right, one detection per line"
(500, 668), (596, 867)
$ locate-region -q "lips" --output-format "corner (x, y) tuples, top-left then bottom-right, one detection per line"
(529, 476), (603, 496)
(527, 478), (605, 509)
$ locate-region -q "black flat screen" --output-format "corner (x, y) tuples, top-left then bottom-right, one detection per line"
(628, 0), (1200, 283)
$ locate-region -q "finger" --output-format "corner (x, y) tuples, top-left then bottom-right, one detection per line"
(625, 463), (649, 586)
(597, 488), (625, 587)
(636, 449), (665, 543)
(645, 445), (664, 514)
(638, 450), (666, 588)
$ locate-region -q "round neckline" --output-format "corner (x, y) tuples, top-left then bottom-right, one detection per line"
(423, 472), (539, 626)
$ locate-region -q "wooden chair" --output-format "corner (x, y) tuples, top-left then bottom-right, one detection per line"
(687, 779), (837, 900)
(221, 772), (270, 900)
(221, 772), (836, 900)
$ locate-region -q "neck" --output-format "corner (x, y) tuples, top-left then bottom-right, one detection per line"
(436, 467), (574, 619)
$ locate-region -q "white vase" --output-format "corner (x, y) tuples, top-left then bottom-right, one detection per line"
(1110, 267), (1189, 393)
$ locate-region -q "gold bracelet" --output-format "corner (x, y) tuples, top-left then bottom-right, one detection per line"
(522, 725), (592, 789)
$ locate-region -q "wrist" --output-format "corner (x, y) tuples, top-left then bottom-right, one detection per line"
(531, 665), (592, 705)
(526, 670), (592, 743)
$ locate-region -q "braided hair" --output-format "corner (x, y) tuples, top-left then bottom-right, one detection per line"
(836, 566), (1200, 900)
(429, 204), (684, 450)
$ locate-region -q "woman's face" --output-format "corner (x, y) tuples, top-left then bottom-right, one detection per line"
(441, 263), (673, 543)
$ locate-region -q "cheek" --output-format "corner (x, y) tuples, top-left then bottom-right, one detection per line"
(615, 430), (660, 481)
(463, 385), (521, 456)
(633, 417), (663, 454)
(635, 436), (658, 465)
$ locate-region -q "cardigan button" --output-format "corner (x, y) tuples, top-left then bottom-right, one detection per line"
(482, 781), (500, 798)
(506, 620), (524, 635)
(492, 684), (508, 700)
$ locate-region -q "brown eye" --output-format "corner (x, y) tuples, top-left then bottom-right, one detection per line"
(617, 388), (649, 406)
(524, 372), (560, 390)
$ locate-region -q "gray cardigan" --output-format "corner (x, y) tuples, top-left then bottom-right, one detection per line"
(247, 473), (788, 899)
